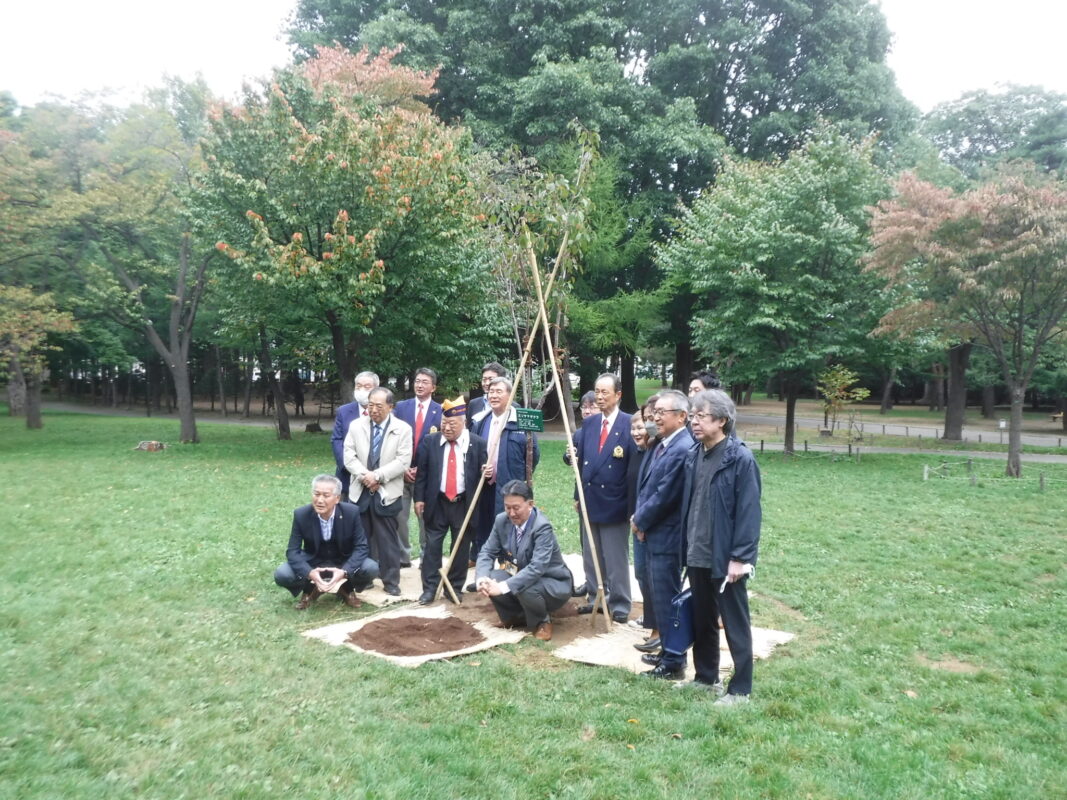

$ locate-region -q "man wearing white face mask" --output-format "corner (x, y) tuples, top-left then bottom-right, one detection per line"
(332, 371), (380, 499)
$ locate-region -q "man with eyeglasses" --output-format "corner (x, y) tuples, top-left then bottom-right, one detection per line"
(679, 389), (761, 704)
(273, 474), (380, 610)
(331, 371), (380, 499)
(395, 367), (443, 558)
(343, 387), (413, 596)
(630, 389), (696, 679)
(466, 362), (507, 428)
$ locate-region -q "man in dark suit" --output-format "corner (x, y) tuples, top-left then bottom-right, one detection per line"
(414, 396), (488, 604)
(631, 390), (696, 679)
(476, 480), (574, 641)
(465, 361), (506, 428)
(394, 367), (444, 557)
(273, 474), (380, 610)
(574, 374), (637, 623)
(470, 376), (540, 568)
(331, 371), (379, 499)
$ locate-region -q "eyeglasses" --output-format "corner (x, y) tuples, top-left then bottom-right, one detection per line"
(366, 402), (388, 411)
(652, 408), (682, 417)
(692, 412), (719, 422)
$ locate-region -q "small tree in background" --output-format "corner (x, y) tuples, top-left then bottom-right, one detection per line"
(816, 364), (870, 436)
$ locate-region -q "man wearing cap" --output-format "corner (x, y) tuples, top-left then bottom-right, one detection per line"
(343, 387), (412, 596)
(414, 397), (488, 604)
(395, 367), (443, 557)
(475, 480), (574, 641)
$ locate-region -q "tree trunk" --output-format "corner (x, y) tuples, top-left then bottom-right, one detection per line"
(981, 385), (996, 419)
(258, 327), (291, 440)
(242, 351), (254, 418)
(1006, 384), (1024, 477)
(928, 365), (945, 412)
(742, 385), (753, 406)
(25, 370), (43, 429)
(7, 358), (26, 416)
(674, 339), (694, 391)
(943, 343), (971, 440)
(215, 345), (228, 417)
(879, 366), (897, 414)
(169, 359), (198, 443)
(620, 350), (638, 413)
(325, 310), (355, 390)
(783, 384), (798, 454)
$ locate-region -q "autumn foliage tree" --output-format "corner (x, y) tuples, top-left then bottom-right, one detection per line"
(198, 46), (504, 390)
(868, 167), (1067, 476)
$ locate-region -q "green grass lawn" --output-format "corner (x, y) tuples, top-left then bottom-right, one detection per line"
(2, 411), (1065, 798)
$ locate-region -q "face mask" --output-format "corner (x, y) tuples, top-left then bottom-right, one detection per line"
(644, 420), (658, 440)
(354, 389), (370, 405)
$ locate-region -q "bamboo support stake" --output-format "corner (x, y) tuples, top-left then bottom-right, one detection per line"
(523, 225), (610, 631)
(434, 226), (576, 602)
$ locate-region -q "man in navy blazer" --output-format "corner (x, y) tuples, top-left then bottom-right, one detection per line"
(465, 361), (506, 429)
(631, 389), (696, 679)
(273, 474), (380, 610)
(470, 376), (540, 567)
(574, 374), (637, 622)
(394, 367), (444, 555)
(331, 371), (379, 498)
(414, 397), (488, 603)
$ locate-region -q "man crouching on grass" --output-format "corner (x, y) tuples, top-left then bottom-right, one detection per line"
(274, 475), (380, 610)
(475, 480), (574, 641)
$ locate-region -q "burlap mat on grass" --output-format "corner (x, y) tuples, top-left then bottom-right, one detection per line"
(303, 604), (527, 667)
(553, 614), (795, 681)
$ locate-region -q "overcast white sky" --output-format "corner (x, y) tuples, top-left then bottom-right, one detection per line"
(1, 0), (1064, 112)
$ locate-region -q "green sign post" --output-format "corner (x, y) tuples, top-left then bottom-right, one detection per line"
(515, 408), (544, 432)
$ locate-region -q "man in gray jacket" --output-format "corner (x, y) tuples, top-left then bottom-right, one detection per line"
(475, 480), (573, 641)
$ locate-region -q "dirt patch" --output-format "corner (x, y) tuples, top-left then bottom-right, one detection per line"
(349, 616), (485, 656)
(916, 652), (981, 674)
(753, 591), (807, 621)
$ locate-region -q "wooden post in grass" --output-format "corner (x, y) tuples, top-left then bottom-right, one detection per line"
(1040, 472), (1046, 492)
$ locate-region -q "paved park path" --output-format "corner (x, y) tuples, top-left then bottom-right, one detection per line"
(41, 400), (1067, 465)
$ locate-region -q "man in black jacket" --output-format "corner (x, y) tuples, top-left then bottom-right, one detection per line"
(273, 474), (380, 610)
(414, 397), (488, 604)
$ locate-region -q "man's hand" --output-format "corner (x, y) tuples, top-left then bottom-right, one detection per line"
(630, 516), (646, 541)
(308, 567), (332, 592)
(477, 576), (502, 597)
(361, 473), (381, 491)
(404, 467), (417, 483)
(726, 560), (749, 583)
(482, 463), (496, 483)
(414, 501), (425, 517)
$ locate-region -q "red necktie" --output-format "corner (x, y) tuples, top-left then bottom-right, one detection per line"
(445, 441), (458, 500)
(598, 418), (609, 453)
(415, 402), (425, 445)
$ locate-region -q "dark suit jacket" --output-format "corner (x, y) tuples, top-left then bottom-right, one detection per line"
(413, 431), (488, 523)
(472, 408), (540, 497)
(573, 410), (636, 524)
(394, 397), (443, 456)
(680, 436), (762, 577)
(286, 501), (369, 581)
(476, 508), (573, 596)
(331, 401), (366, 494)
(632, 428), (696, 556)
(465, 395), (489, 429)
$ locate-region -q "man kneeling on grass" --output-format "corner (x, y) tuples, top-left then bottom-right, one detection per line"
(475, 480), (574, 641)
(274, 474), (380, 610)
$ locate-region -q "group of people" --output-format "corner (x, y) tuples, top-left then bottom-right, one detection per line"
(273, 363), (762, 702)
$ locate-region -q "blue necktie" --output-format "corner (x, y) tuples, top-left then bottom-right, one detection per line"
(371, 424), (383, 461)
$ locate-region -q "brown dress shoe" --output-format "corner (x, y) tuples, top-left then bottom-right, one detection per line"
(534, 622), (553, 641)
(338, 588), (362, 608)
(295, 588), (322, 610)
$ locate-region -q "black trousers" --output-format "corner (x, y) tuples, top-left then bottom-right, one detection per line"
(421, 494), (472, 596)
(689, 566), (753, 694)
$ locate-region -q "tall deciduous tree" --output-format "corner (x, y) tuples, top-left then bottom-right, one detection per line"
(197, 46), (506, 389)
(658, 128), (888, 453)
(0, 285), (76, 428)
(868, 168), (1067, 476)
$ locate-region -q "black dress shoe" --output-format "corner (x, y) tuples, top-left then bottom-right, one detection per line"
(571, 583), (588, 597)
(644, 663), (685, 680)
(640, 652), (662, 666)
(634, 637), (662, 653)
(612, 612), (629, 624)
(418, 591), (434, 605)
(465, 582), (477, 593)
(384, 585), (401, 596)
(577, 603), (594, 615)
